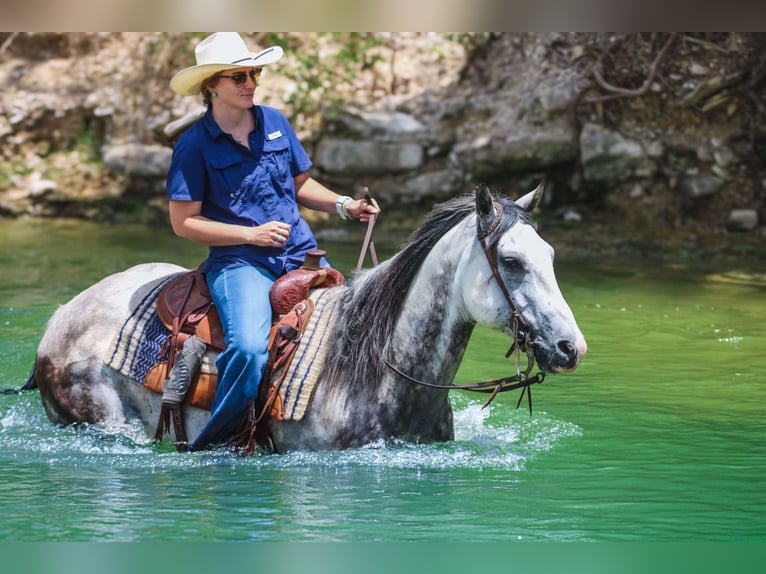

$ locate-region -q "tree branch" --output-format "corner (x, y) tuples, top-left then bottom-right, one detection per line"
(585, 33), (677, 103)
(0, 32), (19, 56)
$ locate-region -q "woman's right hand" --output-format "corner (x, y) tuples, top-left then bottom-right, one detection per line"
(250, 221), (291, 247)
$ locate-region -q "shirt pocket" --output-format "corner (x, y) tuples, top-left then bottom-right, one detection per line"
(261, 136), (293, 189)
(209, 155), (247, 196)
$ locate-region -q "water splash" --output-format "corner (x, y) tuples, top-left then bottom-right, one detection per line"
(1, 390), (581, 473)
(255, 403), (581, 472)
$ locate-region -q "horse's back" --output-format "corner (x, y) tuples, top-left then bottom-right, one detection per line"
(41, 262), (186, 347)
(34, 262), (187, 425)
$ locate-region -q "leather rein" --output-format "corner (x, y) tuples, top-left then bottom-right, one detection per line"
(361, 200), (545, 414)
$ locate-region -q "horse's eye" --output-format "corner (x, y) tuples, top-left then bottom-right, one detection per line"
(504, 257), (523, 270)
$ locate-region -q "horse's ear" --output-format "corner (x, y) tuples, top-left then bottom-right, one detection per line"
(475, 183), (495, 227)
(515, 183), (544, 212)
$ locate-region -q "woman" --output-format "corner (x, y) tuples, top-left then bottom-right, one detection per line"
(166, 32), (379, 450)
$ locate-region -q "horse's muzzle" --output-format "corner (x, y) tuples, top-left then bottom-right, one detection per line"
(534, 335), (587, 373)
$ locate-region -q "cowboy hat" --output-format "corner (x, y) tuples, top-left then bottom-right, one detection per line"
(170, 32), (284, 96)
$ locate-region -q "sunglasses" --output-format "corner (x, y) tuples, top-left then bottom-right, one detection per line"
(216, 68), (262, 86)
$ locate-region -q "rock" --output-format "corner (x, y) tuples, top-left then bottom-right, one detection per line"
(579, 123), (651, 182)
(0, 115), (11, 138)
(452, 126), (576, 179)
(711, 138), (736, 167)
(312, 105), (427, 176)
(679, 175), (724, 198)
(324, 106), (425, 142)
(727, 209), (759, 231)
(315, 138), (423, 175)
(29, 179), (57, 196)
(101, 143), (172, 178)
(562, 209), (582, 222)
(711, 165), (729, 179)
(522, 73), (580, 124)
(689, 63), (710, 76)
(0, 188), (32, 215)
(404, 169), (464, 201)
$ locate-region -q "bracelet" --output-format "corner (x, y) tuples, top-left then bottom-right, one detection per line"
(336, 195), (353, 220)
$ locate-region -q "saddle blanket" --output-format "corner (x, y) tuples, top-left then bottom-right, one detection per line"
(105, 274), (175, 384)
(104, 275), (343, 422)
(277, 286), (343, 420)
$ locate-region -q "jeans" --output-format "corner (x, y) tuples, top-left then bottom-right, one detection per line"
(189, 264), (275, 450)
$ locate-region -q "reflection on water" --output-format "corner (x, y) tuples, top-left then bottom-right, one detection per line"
(1, 219), (765, 541)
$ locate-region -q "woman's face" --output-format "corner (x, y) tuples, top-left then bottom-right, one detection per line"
(208, 67), (262, 110)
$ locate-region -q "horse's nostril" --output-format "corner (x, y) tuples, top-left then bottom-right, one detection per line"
(557, 340), (577, 360)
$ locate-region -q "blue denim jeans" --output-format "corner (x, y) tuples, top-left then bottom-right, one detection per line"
(189, 264), (275, 450)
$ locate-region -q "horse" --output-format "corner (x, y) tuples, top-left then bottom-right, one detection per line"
(29, 184), (587, 453)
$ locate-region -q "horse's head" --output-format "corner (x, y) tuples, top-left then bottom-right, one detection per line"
(460, 184), (587, 374)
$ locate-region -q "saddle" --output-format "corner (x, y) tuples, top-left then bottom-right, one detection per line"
(146, 249), (345, 449)
(156, 266), (225, 358)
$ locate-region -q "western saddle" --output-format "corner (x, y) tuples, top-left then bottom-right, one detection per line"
(147, 249), (345, 451)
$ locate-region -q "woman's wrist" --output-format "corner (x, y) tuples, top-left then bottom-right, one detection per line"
(335, 195), (353, 220)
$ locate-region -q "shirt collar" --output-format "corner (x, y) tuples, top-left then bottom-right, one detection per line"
(202, 106), (259, 142)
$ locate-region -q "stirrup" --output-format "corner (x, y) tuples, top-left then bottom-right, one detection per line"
(153, 335), (207, 451)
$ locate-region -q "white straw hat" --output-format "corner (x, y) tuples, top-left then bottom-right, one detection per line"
(170, 32), (284, 96)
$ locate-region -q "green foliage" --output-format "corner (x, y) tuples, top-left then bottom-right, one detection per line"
(0, 161), (32, 188)
(0, 164), (9, 188)
(444, 33), (492, 53)
(74, 128), (100, 162)
(267, 33), (389, 127)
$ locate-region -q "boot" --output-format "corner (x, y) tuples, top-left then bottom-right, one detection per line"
(162, 335), (207, 405)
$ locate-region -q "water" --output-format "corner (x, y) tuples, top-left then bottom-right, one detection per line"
(1, 218), (764, 542)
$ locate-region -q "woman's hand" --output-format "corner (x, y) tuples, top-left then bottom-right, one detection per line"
(293, 173), (381, 222)
(345, 197), (380, 222)
(249, 221), (291, 247)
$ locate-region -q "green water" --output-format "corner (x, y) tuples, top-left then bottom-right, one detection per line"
(0, 218), (764, 541)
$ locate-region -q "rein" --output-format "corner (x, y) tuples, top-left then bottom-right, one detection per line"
(380, 201), (546, 414)
(355, 190), (379, 271)
(383, 359), (545, 413)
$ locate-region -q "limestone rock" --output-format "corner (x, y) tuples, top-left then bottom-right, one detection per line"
(101, 143), (172, 178)
(315, 138), (423, 176)
(679, 175), (724, 198)
(727, 209), (758, 231)
(579, 123), (652, 182)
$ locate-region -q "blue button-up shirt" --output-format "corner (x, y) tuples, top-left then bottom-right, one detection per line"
(166, 105), (325, 277)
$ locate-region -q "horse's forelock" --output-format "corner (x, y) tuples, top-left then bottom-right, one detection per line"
(488, 196), (535, 247)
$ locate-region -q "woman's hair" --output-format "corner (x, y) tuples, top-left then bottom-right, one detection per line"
(200, 75), (220, 107)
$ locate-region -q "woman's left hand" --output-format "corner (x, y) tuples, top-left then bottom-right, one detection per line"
(346, 197), (380, 222)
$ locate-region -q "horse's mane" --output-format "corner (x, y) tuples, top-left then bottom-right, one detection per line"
(321, 193), (533, 392)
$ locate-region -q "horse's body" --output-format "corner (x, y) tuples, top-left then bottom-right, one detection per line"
(32, 187), (586, 452)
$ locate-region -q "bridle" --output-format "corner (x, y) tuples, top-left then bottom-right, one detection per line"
(373, 200), (546, 414)
(472, 202), (545, 412)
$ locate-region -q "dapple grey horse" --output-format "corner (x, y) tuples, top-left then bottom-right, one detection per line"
(30, 185), (586, 452)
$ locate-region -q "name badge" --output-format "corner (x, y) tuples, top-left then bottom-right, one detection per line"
(267, 130), (283, 140)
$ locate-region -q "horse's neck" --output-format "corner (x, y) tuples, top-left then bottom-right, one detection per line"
(386, 224), (475, 387)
